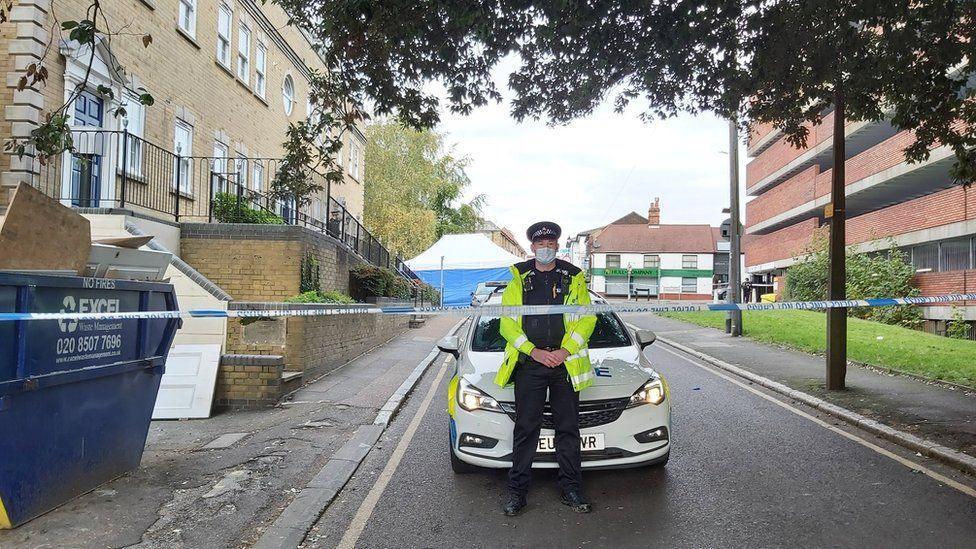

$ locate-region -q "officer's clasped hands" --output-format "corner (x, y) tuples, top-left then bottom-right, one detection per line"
(529, 347), (570, 368)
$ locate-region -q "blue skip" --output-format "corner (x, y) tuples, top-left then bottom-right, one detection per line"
(0, 274), (181, 528)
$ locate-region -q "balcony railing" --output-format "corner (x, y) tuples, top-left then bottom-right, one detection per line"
(22, 129), (418, 281)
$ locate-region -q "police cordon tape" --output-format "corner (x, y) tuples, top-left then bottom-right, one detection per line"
(1, 293), (975, 323)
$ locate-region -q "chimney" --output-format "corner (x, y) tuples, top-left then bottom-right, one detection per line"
(647, 197), (660, 226)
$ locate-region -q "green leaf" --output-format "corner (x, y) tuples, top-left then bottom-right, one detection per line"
(139, 93), (154, 106)
(96, 84), (114, 99)
(61, 20), (78, 30)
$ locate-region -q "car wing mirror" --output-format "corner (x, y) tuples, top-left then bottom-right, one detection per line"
(635, 330), (656, 350)
(438, 335), (460, 359)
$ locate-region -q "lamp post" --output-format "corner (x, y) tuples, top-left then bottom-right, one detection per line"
(439, 255), (445, 307)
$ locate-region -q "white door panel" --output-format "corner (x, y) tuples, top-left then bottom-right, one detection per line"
(152, 344), (220, 419)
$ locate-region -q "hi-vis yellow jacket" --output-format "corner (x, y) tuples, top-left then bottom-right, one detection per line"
(495, 260), (598, 392)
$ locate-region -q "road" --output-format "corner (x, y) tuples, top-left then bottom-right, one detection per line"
(303, 316), (976, 549)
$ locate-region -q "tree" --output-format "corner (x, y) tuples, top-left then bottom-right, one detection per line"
(363, 120), (483, 257)
(268, 71), (366, 212)
(742, 2), (975, 388)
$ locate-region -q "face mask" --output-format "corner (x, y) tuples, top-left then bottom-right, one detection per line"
(535, 247), (557, 265)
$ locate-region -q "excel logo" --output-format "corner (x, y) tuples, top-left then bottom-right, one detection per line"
(58, 295), (78, 333)
(57, 295), (120, 333)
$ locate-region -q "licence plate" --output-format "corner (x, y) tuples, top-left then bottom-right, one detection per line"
(537, 433), (605, 453)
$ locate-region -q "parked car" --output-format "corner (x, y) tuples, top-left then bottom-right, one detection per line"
(440, 293), (671, 472)
(470, 281), (506, 307)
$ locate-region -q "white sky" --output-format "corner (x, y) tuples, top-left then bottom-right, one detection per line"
(434, 66), (749, 251)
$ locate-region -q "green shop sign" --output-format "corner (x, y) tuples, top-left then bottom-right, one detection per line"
(590, 268), (713, 278)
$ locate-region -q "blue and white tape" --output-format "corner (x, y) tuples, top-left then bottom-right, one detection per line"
(1, 294), (974, 323)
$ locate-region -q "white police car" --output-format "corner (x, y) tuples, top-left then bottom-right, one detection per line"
(440, 293), (671, 472)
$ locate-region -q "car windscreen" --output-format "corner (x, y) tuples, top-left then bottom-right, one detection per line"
(470, 313), (631, 352)
(474, 285), (493, 295)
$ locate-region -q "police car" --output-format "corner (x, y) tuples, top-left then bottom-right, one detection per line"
(440, 292), (671, 472)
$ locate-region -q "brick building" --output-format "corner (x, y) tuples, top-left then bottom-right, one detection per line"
(743, 113), (976, 331)
(0, 0), (366, 219)
(0, 0), (419, 409)
(475, 219), (528, 258)
(582, 199), (742, 300)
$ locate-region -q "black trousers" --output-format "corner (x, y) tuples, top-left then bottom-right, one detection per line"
(507, 356), (582, 496)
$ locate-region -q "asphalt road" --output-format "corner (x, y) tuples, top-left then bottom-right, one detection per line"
(304, 324), (976, 549)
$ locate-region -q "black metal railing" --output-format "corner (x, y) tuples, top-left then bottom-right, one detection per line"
(25, 129), (419, 281)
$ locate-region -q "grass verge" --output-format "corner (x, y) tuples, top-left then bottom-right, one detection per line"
(660, 309), (976, 388)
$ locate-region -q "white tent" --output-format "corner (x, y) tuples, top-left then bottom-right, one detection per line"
(407, 234), (523, 305)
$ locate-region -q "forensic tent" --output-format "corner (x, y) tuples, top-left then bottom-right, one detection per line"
(407, 233), (523, 306)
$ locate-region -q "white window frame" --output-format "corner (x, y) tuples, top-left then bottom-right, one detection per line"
(237, 23), (251, 84)
(216, 3), (232, 68)
(348, 142), (361, 179)
(212, 141), (229, 193)
(606, 254), (621, 269)
(682, 255), (698, 269)
(122, 92), (145, 176)
(681, 277), (698, 293)
(254, 42), (267, 98)
(252, 161), (264, 192)
(173, 120), (193, 194)
(282, 74), (295, 115)
(236, 153), (248, 190)
(643, 254), (659, 269)
(178, 0), (197, 38)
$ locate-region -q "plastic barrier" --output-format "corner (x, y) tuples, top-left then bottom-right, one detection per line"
(0, 274), (180, 528)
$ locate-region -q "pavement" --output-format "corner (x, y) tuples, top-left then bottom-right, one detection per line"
(0, 315), (461, 549)
(621, 313), (976, 457)
(302, 319), (976, 549)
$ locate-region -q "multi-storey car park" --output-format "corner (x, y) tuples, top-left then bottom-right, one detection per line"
(743, 112), (976, 336)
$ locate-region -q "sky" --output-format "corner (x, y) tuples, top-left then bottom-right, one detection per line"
(434, 69), (749, 251)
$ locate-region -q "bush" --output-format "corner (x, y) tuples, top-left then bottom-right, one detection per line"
(786, 233), (922, 328)
(300, 254), (321, 294)
(946, 306), (971, 339)
(349, 264), (438, 302)
(212, 192), (283, 224)
(349, 264), (392, 300)
(284, 290), (356, 304)
(419, 282), (440, 303)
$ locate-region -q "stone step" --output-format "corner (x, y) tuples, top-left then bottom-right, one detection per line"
(280, 370), (304, 395)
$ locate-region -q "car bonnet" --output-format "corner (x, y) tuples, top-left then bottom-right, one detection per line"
(460, 345), (657, 402)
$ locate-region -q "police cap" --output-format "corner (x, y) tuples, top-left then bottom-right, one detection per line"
(526, 221), (562, 242)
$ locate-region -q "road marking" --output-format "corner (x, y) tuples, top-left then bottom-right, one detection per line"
(651, 342), (976, 498)
(336, 357), (451, 549)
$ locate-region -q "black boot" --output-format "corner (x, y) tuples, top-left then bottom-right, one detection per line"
(560, 490), (592, 513)
(502, 492), (527, 516)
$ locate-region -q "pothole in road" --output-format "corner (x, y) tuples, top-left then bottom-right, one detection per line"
(128, 455), (285, 548)
(296, 419), (336, 429)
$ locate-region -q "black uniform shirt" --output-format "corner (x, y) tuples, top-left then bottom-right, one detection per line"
(519, 259), (579, 349)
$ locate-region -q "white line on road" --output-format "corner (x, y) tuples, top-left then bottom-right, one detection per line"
(336, 356), (451, 549)
(651, 341), (976, 498)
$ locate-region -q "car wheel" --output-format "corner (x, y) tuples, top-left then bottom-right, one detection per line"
(450, 434), (479, 474)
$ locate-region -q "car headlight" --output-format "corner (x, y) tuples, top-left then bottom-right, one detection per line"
(627, 378), (666, 408)
(458, 378), (504, 413)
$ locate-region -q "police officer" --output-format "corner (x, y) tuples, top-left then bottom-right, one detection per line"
(497, 221), (597, 516)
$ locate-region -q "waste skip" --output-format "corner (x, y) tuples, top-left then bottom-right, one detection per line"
(0, 273), (181, 528)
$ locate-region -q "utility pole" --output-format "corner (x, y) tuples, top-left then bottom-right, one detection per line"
(728, 118), (743, 336)
(826, 87), (847, 390)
